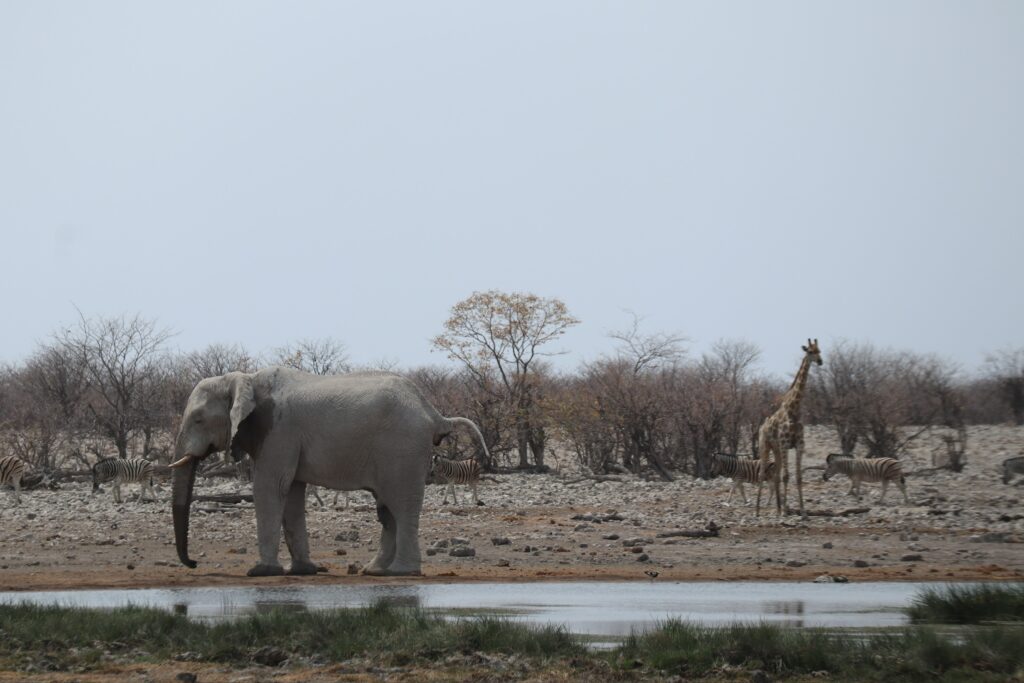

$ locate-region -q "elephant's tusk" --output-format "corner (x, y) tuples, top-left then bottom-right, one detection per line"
(169, 455), (194, 468)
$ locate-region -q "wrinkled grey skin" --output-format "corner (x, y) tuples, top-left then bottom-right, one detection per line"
(172, 367), (487, 577)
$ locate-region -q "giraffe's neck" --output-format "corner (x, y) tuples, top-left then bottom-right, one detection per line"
(782, 355), (812, 419)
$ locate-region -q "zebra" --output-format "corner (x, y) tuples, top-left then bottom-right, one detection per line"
(92, 457), (156, 504)
(431, 455), (484, 506)
(0, 455), (27, 505)
(1003, 456), (1024, 484)
(710, 453), (776, 505)
(308, 486), (351, 509)
(822, 453), (909, 503)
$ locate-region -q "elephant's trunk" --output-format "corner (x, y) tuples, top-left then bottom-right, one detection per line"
(172, 456), (199, 569)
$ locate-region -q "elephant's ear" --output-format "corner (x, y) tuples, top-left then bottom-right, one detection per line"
(228, 373), (256, 446)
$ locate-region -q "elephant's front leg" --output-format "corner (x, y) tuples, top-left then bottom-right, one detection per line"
(283, 481), (318, 575)
(248, 470), (288, 577)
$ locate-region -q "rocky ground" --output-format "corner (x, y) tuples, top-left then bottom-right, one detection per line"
(0, 426), (1022, 591)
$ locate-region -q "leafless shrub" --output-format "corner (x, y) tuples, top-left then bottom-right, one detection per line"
(984, 347), (1024, 425)
(273, 337), (350, 375)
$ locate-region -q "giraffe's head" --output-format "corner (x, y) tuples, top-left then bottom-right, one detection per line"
(802, 338), (823, 366)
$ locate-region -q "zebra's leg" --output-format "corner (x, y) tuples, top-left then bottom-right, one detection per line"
(13, 477), (21, 506)
(879, 479), (889, 503)
(449, 483), (459, 505)
(899, 477), (910, 504)
(113, 481), (122, 505)
(310, 486), (325, 508)
(283, 481), (318, 575)
(726, 481), (735, 505)
(471, 481), (480, 505)
(738, 481), (749, 505)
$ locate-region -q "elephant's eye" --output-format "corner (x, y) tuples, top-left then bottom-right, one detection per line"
(194, 416), (204, 424)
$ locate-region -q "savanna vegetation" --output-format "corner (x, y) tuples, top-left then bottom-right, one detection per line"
(1, 290), (1021, 480)
(1, 584), (1022, 681)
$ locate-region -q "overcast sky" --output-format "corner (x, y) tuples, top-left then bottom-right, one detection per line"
(1, 2), (1021, 378)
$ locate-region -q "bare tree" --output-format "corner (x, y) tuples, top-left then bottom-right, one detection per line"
(273, 338), (349, 375)
(54, 313), (175, 459)
(985, 347), (1024, 425)
(433, 290), (579, 469)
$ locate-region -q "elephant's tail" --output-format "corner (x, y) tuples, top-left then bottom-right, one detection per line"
(439, 417), (491, 464)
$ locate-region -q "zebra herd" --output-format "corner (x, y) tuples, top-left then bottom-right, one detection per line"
(0, 452), (491, 508)
(2, 450), (1024, 508)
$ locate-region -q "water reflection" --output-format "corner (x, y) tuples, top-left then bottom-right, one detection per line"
(0, 581), (925, 635)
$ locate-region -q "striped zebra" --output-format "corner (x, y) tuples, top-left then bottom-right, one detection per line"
(0, 456), (27, 505)
(432, 455), (483, 506)
(822, 453), (909, 503)
(710, 453), (776, 505)
(1003, 456), (1024, 484)
(308, 486), (351, 509)
(92, 457), (156, 504)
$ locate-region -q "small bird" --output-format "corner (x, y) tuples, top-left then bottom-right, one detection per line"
(644, 570), (659, 580)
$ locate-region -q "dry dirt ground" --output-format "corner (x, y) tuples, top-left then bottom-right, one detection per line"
(1, 426), (1022, 592)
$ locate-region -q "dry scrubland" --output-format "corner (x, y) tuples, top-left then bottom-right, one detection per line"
(1, 426), (1022, 591)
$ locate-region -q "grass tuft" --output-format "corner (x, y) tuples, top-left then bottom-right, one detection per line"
(907, 583), (1024, 624)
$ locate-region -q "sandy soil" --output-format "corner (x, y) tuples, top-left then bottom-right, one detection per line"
(1, 426), (1022, 592)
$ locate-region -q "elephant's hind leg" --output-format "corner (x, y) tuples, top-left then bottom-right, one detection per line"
(383, 493), (424, 576)
(364, 502), (398, 575)
(283, 481), (318, 575)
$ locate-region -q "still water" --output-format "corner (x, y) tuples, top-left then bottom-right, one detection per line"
(0, 581), (921, 636)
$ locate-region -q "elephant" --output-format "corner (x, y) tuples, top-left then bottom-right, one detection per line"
(170, 367), (489, 577)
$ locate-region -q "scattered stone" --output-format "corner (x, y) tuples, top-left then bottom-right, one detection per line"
(26, 513), (36, 520)
(496, 559), (510, 567)
(334, 548), (347, 556)
(853, 560), (870, 568)
(491, 537), (511, 545)
(629, 546), (644, 554)
(449, 546), (476, 558)
(751, 669), (772, 683)
(426, 548), (437, 556)
(822, 542), (833, 549)
(786, 560), (806, 567)
(227, 547), (247, 554)
(450, 537), (470, 546)
(901, 554), (924, 562)
(574, 524), (594, 532)
(334, 531), (359, 543)
(432, 539), (450, 549)
(602, 533), (620, 541)
(175, 673), (197, 683)
(636, 553), (649, 562)
(126, 563), (135, 570)
(347, 563), (362, 575)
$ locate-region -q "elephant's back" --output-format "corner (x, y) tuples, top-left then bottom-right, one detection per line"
(286, 372), (443, 434)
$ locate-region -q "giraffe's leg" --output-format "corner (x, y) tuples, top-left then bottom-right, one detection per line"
(755, 435), (770, 517)
(795, 441), (806, 519)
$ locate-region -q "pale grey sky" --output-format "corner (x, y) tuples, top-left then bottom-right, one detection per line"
(1, 2), (1021, 377)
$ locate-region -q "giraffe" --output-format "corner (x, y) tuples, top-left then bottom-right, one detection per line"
(756, 339), (822, 518)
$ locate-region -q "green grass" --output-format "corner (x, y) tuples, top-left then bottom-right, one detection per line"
(907, 583), (1024, 624)
(2, 590), (1024, 681)
(616, 619), (1024, 681)
(0, 601), (583, 671)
